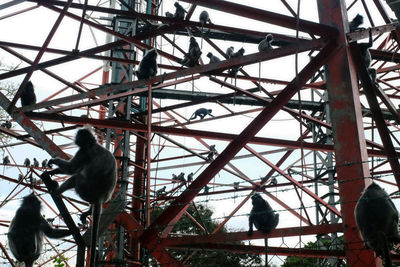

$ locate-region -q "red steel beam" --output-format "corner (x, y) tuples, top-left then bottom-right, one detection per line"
(318, 0), (379, 266)
(0, 242), (16, 267)
(25, 112), (391, 158)
(245, 145), (341, 216)
(139, 41), (339, 249)
(4, 38), (325, 110)
(115, 212), (183, 266)
(0, 39), (127, 80)
(28, 0), (306, 44)
(161, 223), (343, 247)
(180, 0), (338, 37)
(171, 244), (345, 258)
(8, 0), (73, 111)
(351, 44), (400, 190)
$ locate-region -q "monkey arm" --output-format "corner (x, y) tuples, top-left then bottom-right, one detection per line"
(247, 215), (254, 236)
(40, 217), (71, 239)
(49, 151), (85, 175)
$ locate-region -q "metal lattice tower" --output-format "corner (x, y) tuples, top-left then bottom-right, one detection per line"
(1, 0), (400, 266)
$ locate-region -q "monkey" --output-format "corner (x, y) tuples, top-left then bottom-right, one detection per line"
(8, 193), (71, 267)
(24, 158), (30, 167)
(3, 156), (10, 165)
(349, 14), (364, 32)
(224, 48), (245, 82)
(189, 108), (214, 120)
(172, 174), (179, 183)
(134, 49), (158, 81)
(156, 186), (167, 197)
(18, 173), (23, 181)
(233, 182), (239, 190)
(226, 46), (234, 58)
(166, 2), (187, 20)
(172, 172), (185, 183)
(206, 144), (217, 162)
(1, 120), (12, 129)
(358, 29), (377, 84)
(248, 193), (279, 236)
(203, 185), (210, 194)
(258, 34), (274, 52)
(206, 52), (221, 64)
(355, 182), (400, 266)
(33, 158), (39, 168)
(41, 159), (48, 169)
(43, 127), (117, 267)
(176, 172), (186, 183)
(386, 0), (400, 22)
(268, 177), (277, 186)
(180, 37), (202, 67)
(199, 10), (211, 26)
(187, 172), (194, 183)
(20, 81), (36, 107)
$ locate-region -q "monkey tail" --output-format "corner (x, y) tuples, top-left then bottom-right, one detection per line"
(380, 232), (392, 267)
(89, 203), (101, 267)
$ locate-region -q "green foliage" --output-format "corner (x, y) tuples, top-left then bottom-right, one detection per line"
(53, 255), (68, 267)
(282, 237), (346, 267)
(151, 204), (264, 266)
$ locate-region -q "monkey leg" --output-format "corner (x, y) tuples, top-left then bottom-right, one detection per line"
(248, 216), (254, 236)
(379, 232), (392, 267)
(89, 203), (102, 267)
(39, 172), (59, 192)
(80, 206), (92, 224)
(53, 174), (78, 196)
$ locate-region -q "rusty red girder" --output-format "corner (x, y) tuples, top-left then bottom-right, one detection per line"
(351, 43), (400, 191)
(8, 0), (74, 112)
(2, 0), (400, 265)
(26, 112), (393, 158)
(318, 0), (378, 265)
(161, 223), (343, 247)
(140, 40), (340, 250)
(180, 0), (338, 37)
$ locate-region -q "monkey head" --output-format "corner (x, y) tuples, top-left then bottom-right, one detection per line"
(206, 52), (213, 58)
(208, 109), (212, 113)
(251, 193), (265, 207)
(266, 34), (273, 42)
(75, 127), (96, 148)
(25, 81), (34, 93)
(354, 14), (364, 25)
(174, 1), (179, 8)
(190, 37), (197, 44)
(22, 193), (42, 212)
(146, 49), (158, 60)
(238, 48), (245, 55)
